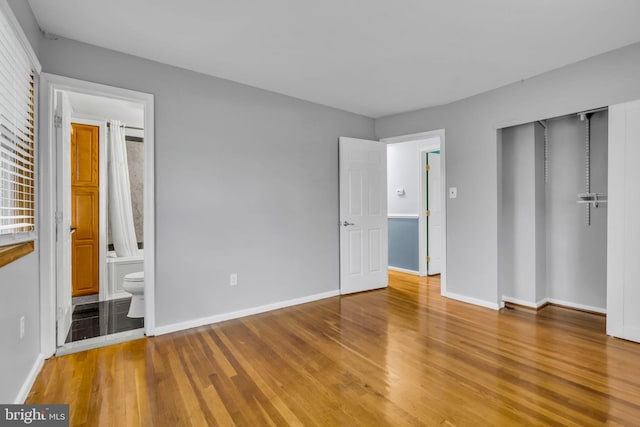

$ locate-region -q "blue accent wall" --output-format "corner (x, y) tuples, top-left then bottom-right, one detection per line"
(388, 217), (419, 272)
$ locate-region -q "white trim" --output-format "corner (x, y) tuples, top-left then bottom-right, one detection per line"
(388, 266), (419, 275)
(0, 0), (41, 73)
(381, 129), (446, 287)
(39, 73), (156, 357)
(55, 329), (145, 356)
(502, 296), (547, 309)
(387, 214), (419, 219)
(380, 130), (441, 145)
(502, 296), (606, 314)
(155, 290), (340, 336)
(14, 353), (45, 404)
(443, 291), (500, 310)
(546, 298), (606, 314)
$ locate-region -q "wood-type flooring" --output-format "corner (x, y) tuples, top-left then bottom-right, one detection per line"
(27, 271), (640, 426)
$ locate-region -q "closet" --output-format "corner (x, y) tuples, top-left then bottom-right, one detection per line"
(499, 109), (608, 313)
(499, 100), (640, 344)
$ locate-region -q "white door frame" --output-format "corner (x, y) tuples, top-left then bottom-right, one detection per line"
(381, 130), (447, 294)
(39, 73), (156, 357)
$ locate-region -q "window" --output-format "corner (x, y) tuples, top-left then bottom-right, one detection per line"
(0, 2), (40, 265)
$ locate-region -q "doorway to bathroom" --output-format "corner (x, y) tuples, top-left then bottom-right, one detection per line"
(39, 74), (155, 356)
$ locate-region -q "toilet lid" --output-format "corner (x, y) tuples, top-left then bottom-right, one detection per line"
(124, 271), (144, 282)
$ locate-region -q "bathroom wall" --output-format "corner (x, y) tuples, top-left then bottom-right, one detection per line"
(125, 138), (144, 246)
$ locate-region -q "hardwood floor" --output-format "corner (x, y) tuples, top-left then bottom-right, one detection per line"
(27, 271), (640, 426)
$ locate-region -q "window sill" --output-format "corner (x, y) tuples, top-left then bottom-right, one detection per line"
(0, 241), (35, 268)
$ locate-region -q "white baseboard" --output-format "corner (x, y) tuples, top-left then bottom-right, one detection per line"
(155, 289), (340, 336)
(14, 353), (45, 404)
(502, 296), (606, 314)
(502, 296), (548, 309)
(546, 298), (606, 314)
(388, 266), (420, 275)
(442, 291), (500, 310)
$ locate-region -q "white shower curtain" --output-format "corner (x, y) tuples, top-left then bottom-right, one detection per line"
(108, 120), (139, 257)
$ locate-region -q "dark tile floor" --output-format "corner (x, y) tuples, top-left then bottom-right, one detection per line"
(65, 297), (144, 343)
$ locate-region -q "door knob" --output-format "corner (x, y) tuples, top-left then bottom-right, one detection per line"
(70, 226), (77, 233)
(342, 221), (355, 226)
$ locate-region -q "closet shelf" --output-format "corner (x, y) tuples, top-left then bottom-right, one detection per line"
(577, 192), (607, 208)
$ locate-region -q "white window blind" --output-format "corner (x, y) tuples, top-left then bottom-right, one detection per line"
(0, 6), (36, 242)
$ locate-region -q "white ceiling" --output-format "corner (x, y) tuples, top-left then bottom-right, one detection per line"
(29, 0), (640, 118)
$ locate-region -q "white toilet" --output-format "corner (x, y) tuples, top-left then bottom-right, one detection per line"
(122, 271), (145, 318)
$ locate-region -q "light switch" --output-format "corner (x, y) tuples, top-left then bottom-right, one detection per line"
(449, 187), (457, 199)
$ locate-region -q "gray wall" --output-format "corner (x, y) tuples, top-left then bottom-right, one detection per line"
(546, 112), (607, 309)
(388, 218), (419, 271)
(6, 0), (40, 57)
(0, 0), (44, 404)
(0, 252), (41, 403)
(376, 42), (640, 306)
(37, 37), (375, 327)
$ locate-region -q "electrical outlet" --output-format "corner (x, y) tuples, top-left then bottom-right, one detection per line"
(19, 316), (25, 339)
(230, 273), (238, 286)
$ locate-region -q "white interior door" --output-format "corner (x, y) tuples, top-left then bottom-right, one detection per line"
(607, 99), (640, 343)
(427, 152), (442, 275)
(339, 137), (388, 294)
(55, 91), (73, 346)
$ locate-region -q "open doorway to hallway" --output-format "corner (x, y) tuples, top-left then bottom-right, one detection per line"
(382, 131), (446, 286)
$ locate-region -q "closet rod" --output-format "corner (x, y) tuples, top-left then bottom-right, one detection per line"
(577, 106), (608, 118)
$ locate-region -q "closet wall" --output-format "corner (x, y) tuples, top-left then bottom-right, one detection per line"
(500, 123), (545, 305)
(546, 112), (608, 309)
(500, 111), (608, 311)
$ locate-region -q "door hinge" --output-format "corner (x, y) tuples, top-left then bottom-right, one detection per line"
(426, 256), (431, 263)
(425, 210), (430, 217)
(54, 115), (62, 128)
(425, 164), (431, 171)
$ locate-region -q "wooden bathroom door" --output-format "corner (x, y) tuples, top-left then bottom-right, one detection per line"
(71, 123), (100, 296)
